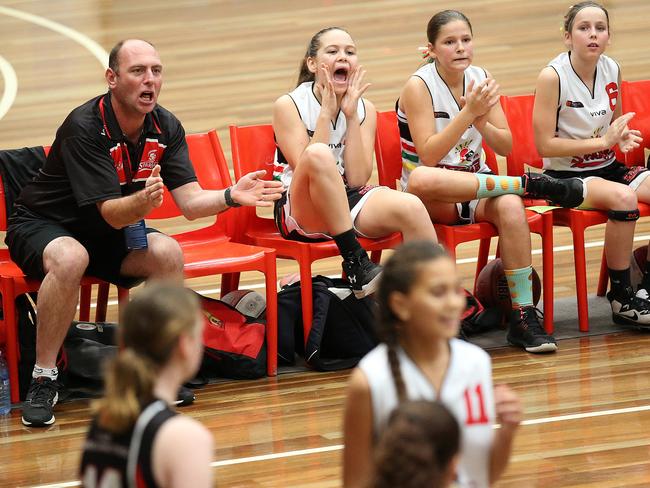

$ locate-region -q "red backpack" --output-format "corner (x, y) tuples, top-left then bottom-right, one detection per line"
(195, 293), (267, 379)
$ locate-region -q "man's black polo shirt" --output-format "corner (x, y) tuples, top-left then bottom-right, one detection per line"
(14, 92), (197, 237)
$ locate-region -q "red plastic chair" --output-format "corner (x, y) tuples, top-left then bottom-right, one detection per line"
(375, 110), (555, 332)
(591, 80), (650, 296)
(620, 80), (650, 166)
(146, 129), (279, 376)
(229, 123), (402, 346)
(0, 146), (120, 403)
(501, 94), (607, 332)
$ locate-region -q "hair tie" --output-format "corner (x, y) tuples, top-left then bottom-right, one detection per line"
(418, 46), (434, 63)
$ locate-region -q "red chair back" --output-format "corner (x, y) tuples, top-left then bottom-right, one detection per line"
(229, 124), (276, 180)
(146, 129), (234, 239)
(149, 130), (231, 219)
(501, 94), (543, 176)
(621, 79), (650, 166)
(229, 124), (277, 235)
(374, 110), (499, 190)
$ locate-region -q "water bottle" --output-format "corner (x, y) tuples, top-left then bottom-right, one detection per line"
(0, 350), (11, 415)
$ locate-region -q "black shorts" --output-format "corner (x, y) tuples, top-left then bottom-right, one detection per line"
(6, 206), (158, 288)
(545, 161), (650, 189)
(273, 185), (382, 242)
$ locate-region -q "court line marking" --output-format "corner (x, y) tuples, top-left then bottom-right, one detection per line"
(0, 6), (108, 122)
(0, 55), (18, 120)
(26, 403), (650, 487)
(81, 232), (650, 311)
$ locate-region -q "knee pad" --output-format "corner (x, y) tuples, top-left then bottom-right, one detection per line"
(607, 209), (640, 222)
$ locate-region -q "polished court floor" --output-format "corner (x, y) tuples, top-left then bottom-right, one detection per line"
(2, 1), (650, 486)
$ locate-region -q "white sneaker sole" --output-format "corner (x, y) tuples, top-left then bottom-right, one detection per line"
(353, 272), (382, 299)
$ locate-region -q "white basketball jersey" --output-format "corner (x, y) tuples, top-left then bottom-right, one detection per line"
(397, 62), (490, 189)
(358, 339), (495, 488)
(273, 81), (366, 187)
(543, 52), (620, 171)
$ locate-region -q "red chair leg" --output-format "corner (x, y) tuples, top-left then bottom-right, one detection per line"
(117, 287), (129, 310)
(540, 212), (554, 333)
(475, 237), (492, 284)
(263, 252), (278, 376)
(95, 283), (110, 322)
(596, 246), (608, 297)
(220, 272), (241, 297)
(572, 225), (590, 332)
(370, 250), (382, 264)
(3, 279), (21, 403)
(79, 285), (91, 322)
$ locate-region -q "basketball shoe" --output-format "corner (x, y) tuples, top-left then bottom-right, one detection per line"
(507, 306), (558, 353)
(523, 172), (584, 208)
(608, 286), (650, 327)
(22, 376), (59, 427)
(342, 249), (382, 299)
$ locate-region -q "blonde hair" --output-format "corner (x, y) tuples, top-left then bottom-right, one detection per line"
(93, 284), (199, 433)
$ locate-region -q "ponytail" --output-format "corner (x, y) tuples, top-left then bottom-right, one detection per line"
(376, 241), (448, 404)
(94, 349), (158, 432)
(92, 284), (200, 433)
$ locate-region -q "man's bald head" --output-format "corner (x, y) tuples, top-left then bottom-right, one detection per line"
(108, 39), (157, 74)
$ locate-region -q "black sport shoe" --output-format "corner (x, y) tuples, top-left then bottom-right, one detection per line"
(507, 306), (558, 353)
(608, 287), (650, 328)
(523, 172), (584, 208)
(22, 377), (60, 427)
(342, 249), (382, 299)
(175, 385), (196, 406)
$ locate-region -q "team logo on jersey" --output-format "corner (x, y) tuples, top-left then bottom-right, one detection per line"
(570, 126), (614, 168)
(147, 149), (157, 163)
(605, 81), (618, 112)
(455, 140), (480, 167)
(566, 100), (584, 108)
(434, 111), (450, 119)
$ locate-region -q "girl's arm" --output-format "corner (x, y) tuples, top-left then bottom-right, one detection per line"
(152, 416), (214, 488)
(342, 99), (377, 187)
(401, 76), (496, 165)
(473, 70), (512, 156)
(342, 367), (374, 488)
(533, 67), (636, 157)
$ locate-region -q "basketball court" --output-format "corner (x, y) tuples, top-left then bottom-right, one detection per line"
(2, 1), (650, 486)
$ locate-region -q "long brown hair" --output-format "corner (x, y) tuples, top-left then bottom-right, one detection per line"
(93, 284), (200, 433)
(296, 26), (349, 86)
(369, 400), (460, 488)
(376, 241), (449, 402)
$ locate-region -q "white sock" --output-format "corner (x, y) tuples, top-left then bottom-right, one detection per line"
(33, 365), (58, 380)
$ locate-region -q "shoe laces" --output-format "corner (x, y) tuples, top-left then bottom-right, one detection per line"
(518, 306), (545, 332)
(28, 378), (59, 406)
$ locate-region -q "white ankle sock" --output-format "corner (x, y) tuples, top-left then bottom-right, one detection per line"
(33, 365), (58, 380)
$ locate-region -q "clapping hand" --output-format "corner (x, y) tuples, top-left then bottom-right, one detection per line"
(340, 65), (370, 118)
(144, 164), (164, 208)
(230, 170), (284, 207)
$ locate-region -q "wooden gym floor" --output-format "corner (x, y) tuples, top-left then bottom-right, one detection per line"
(2, 1), (650, 486)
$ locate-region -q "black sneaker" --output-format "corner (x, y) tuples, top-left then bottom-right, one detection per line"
(342, 250), (382, 299)
(175, 385), (196, 406)
(608, 287), (650, 328)
(22, 377), (60, 427)
(507, 306), (558, 353)
(523, 172), (584, 208)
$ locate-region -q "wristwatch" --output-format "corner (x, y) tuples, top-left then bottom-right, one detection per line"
(224, 186), (242, 207)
